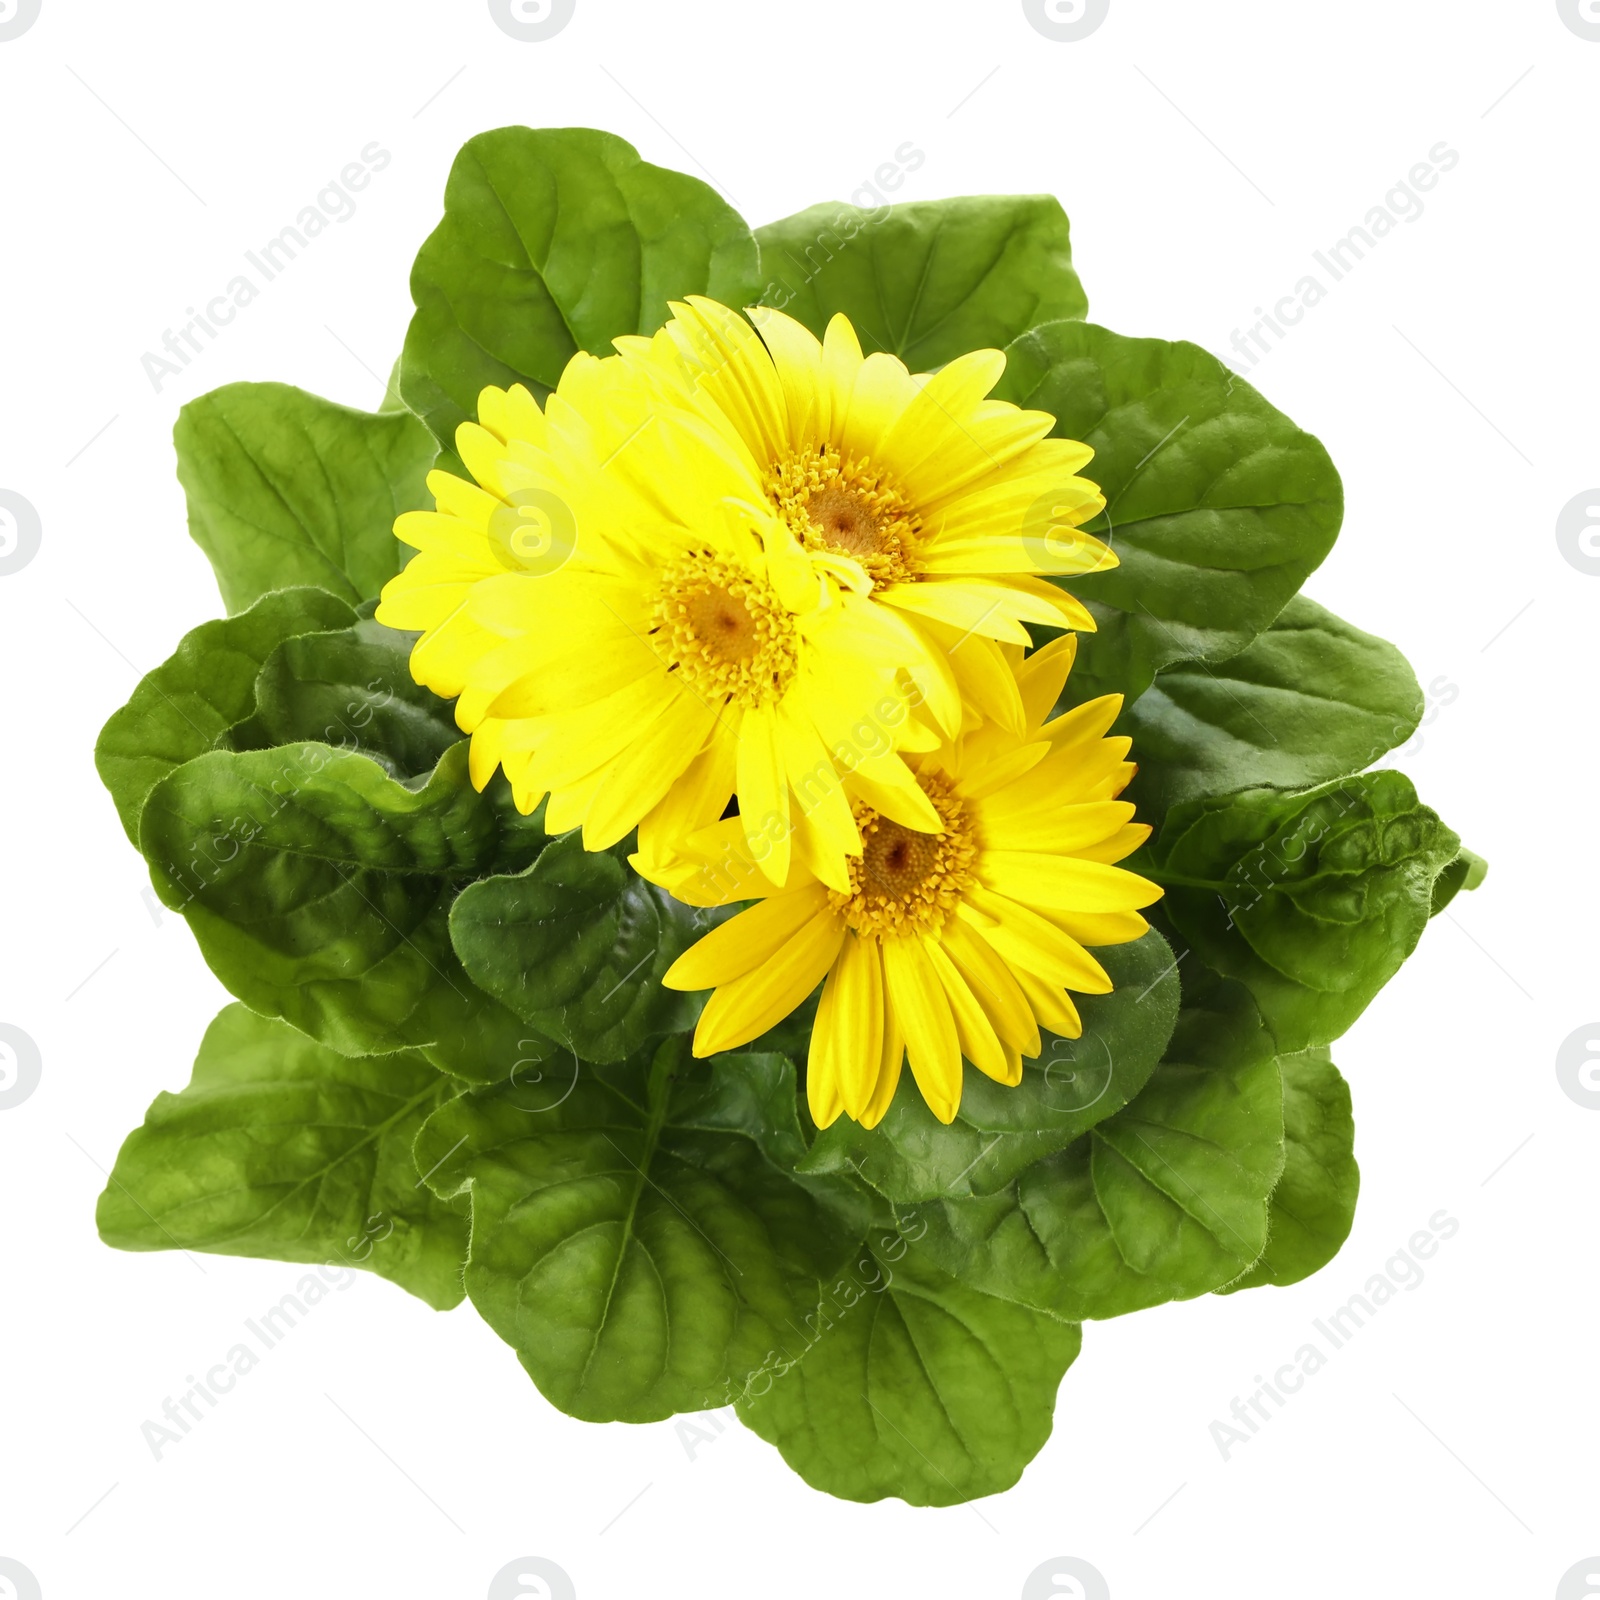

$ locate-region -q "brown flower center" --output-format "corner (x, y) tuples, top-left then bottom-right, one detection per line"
(652, 552), (797, 706)
(767, 443), (920, 589)
(831, 775), (976, 938)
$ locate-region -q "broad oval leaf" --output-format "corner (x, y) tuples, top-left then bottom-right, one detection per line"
(450, 832), (702, 1064)
(755, 193), (1087, 369)
(1145, 772), (1461, 1051)
(735, 1241), (1082, 1506)
(175, 383), (436, 613)
(911, 976), (1283, 1320)
(996, 321), (1343, 703)
(1220, 1046), (1359, 1293)
(95, 586), (356, 846)
(1125, 594), (1423, 822)
(800, 931), (1180, 1202)
(139, 742), (547, 1072)
(400, 125), (761, 447)
(414, 1042), (855, 1423)
(96, 1004), (469, 1309)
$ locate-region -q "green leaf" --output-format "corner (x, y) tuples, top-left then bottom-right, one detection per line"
(414, 1040), (855, 1423)
(174, 383), (436, 613)
(228, 617), (461, 781)
(1124, 595), (1423, 821)
(1220, 1047), (1358, 1293)
(95, 587), (356, 846)
(449, 832), (702, 1064)
(800, 931), (1180, 1202)
(1430, 846), (1489, 916)
(996, 321), (1343, 703)
(400, 126), (761, 447)
(755, 194), (1087, 370)
(139, 741), (548, 1073)
(97, 1004), (468, 1309)
(735, 1240), (1082, 1506)
(910, 976), (1283, 1320)
(1145, 772), (1461, 1051)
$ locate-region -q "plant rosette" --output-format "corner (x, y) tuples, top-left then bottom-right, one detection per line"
(94, 124), (1483, 1507)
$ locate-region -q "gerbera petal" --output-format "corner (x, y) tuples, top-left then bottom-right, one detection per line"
(736, 703), (792, 886)
(924, 937), (1009, 1084)
(809, 932), (885, 1123)
(1011, 964), (1085, 1039)
(692, 907), (845, 1055)
(958, 885), (1114, 994)
(878, 578), (1035, 644)
(665, 884), (832, 990)
(980, 851), (1165, 915)
(881, 936), (963, 1123)
(860, 1006), (905, 1129)
(938, 915), (1042, 1056)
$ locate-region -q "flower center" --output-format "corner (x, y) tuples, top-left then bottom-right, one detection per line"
(831, 775), (976, 939)
(767, 444), (920, 589)
(652, 552), (798, 707)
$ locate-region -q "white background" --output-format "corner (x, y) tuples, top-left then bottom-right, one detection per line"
(0, 1), (1594, 1596)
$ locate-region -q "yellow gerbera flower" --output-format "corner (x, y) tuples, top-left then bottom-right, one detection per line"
(375, 355), (949, 891)
(647, 636), (1163, 1128)
(610, 296), (1114, 737)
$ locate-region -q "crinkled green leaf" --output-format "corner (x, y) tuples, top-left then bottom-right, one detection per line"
(415, 1040), (855, 1423)
(736, 1237), (1082, 1506)
(1221, 1047), (1358, 1293)
(449, 832), (702, 1064)
(174, 383), (435, 613)
(97, 1004), (468, 1309)
(996, 321), (1343, 703)
(755, 194), (1087, 369)
(95, 587), (355, 846)
(800, 931), (1180, 1202)
(400, 125), (760, 447)
(227, 617), (461, 781)
(1145, 772), (1460, 1052)
(910, 976), (1282, 1320)
(139, 742), (549, 1077)
(1125, 595), (1423, 821)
